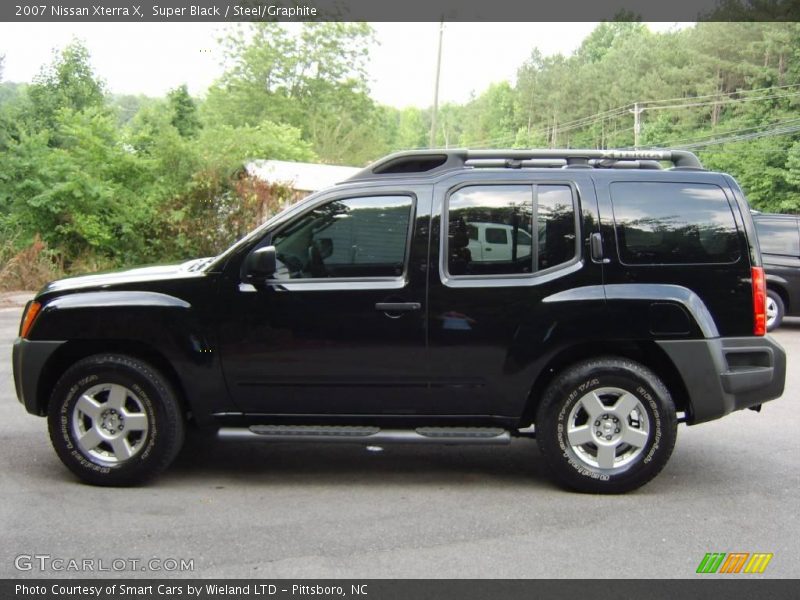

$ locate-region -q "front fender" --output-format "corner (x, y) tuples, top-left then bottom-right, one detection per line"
(24, 290), (231, 424)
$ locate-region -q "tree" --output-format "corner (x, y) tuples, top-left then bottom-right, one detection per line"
(204, 22), (377, 164)
(28, 40), (105, 134)
(1, 107), (152, 261)
(167, 84), (201, 138)
(576, 21), (646, 64)
(110, 93), (156, 126)
(153, 120), (315, 257)
(461, 82), (516, 147)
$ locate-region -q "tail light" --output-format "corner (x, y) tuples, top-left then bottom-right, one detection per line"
(751, 267), (766, 336)
(20, 301), (41, 339)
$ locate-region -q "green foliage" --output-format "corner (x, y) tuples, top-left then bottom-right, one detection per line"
(460, 82), (516, 147)
(204, 22), (379, 163)
(4, 22), (800, 285)
(167, 84), (201, 138)
(0, 41), (317, 273)
(28, 40), (105, 132)
(576, 21), (646, 64)
(389, 22), (800, 212)
(109, 93), (157, 126)
(150, 119), (314, 258)
(2, 107), (153, 261)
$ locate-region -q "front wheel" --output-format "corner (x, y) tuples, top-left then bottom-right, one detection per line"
(47, 354), (185, 486)
(535, 357), (677, 494)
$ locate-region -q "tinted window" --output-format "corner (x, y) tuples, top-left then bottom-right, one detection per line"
(272, 196), (412, 279)
(756, 218), (800, 256)
(538, 185), (578, 270)
(611, 182), (740, 265)
(447, 184), (576, 276)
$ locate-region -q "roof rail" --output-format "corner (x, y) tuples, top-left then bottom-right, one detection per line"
(345, 148), (704, 182)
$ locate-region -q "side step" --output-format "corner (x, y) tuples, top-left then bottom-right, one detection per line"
(218, 425), (511, 445)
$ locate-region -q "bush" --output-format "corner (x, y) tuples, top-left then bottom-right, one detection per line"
(0, 234), (63, 291)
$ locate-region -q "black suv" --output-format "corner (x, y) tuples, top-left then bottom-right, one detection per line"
(12, 149), (786, 493)
(753, 212), (800, 331)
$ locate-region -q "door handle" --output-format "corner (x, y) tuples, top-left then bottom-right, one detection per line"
(590, 232), (610, 264)
(375, 302), (421, 312)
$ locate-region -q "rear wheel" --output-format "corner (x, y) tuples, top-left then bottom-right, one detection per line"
(47, 354), (185, 486)
(535, 357), (677, 494)
(766, 289), (785, 331)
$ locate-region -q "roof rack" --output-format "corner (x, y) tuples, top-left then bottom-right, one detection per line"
(346, 148), (704, 182)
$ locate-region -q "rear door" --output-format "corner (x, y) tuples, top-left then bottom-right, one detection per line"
(426, 170), (604, 417)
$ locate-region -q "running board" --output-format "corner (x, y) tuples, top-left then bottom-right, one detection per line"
(217, 425), (511, 445)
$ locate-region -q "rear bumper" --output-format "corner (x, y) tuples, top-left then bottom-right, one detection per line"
(657, 336), (786, 424)
(12, 338), (65, 416)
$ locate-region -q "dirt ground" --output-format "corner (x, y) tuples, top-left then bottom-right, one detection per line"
(0, 291), (35, 309)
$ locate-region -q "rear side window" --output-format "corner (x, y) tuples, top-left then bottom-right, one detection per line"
(610, 182), (740, 265)
(755, 218), (800, 256)
(447, 184), (577, 276)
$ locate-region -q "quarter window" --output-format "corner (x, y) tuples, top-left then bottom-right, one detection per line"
(271, 195), (413, 279)
(447, 184), (577, 276)
(611, 182), (740, 265)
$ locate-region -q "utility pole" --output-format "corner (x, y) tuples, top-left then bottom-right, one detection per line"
(429, 20), (444, 149)
(630, 102), (645, 149)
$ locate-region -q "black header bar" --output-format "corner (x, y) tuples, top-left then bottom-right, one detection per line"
(3, 579), (800, 600)
(3, 0), (800, 22)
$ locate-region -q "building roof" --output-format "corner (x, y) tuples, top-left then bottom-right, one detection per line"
(247, 160), (360, 193)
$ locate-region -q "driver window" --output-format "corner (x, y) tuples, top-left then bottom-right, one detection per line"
(271, 195), (413, 280)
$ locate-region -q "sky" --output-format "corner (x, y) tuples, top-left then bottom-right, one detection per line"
(0, 22), (690, 108)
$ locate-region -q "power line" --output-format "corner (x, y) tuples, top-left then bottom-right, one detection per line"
(677, 123), (800, 149)
(642, 82), (800, 107)
(655, 117), (800, 148)
(408, 83), (800, 151)
(645, 90), (800, 112)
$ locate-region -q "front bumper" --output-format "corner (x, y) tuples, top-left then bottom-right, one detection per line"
(12, 338), (65, 416)
(657, 335), (786, 424)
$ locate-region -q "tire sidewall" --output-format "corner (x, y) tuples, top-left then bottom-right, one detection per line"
(539, 360), (677, 493)
(48, 356), (179, 485)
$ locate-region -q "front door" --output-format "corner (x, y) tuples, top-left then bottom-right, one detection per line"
(217, 186), (432, 416)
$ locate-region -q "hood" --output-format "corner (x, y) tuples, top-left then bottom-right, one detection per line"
(39, 257), (212, 296)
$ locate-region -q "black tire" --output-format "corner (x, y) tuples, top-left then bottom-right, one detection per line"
(766, 289), (785, 332)
(47, 354), (185, 486)
(535, 357), (677, 494)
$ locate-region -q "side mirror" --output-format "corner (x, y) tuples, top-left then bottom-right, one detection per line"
(244, 246), (277, 280)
